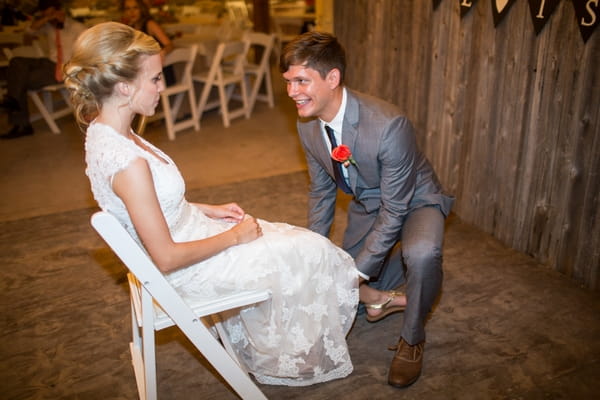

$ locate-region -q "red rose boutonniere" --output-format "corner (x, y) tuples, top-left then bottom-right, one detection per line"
(331, 145), (358, 168)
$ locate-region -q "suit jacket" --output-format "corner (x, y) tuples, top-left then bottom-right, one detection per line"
(297, 89), (454, 278)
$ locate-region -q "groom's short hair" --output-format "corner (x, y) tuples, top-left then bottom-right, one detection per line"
(280, 31), (346, 85)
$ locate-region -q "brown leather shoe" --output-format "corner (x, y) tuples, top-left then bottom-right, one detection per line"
(388, 338), (424, 388)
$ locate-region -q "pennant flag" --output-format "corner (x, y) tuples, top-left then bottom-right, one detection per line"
(528, 0), (561, 34)
(491, 0), (518, 26)
(433, 0), (443, 10)
(460, 0), (480, 17)
(572, 0), (599, 42)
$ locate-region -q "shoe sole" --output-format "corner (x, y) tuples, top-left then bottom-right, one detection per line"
(365, 305), (406, 323)
(388, 372), (421, 388)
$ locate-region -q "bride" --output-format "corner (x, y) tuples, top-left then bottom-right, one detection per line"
(65, 22), (405, 386)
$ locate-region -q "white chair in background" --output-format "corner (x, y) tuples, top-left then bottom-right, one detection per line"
(193, 40), (250, 128)
(145, 45), (200, 140)
(3, 42), (72, 134)
(90, 211), (270, 400)
(241, 31), (276, 113)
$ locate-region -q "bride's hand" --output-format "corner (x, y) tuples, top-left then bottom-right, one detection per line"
(230, 215), (262, 244)
(195, 202), (245, 222)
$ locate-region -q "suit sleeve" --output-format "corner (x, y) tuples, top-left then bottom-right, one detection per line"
(354, 116), (417, 277)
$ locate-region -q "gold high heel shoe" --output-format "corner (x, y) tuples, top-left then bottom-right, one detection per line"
(365, 290), (406, 322)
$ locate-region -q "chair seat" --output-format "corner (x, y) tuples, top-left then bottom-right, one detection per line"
(128, 273), (271, 331)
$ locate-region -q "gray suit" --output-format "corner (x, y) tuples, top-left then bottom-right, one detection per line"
(297, 89), (454, 344)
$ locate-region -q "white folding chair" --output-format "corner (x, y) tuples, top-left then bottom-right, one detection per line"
(90, 211), (270, 400)
(193, 40), (250, 127)
(3, 42), (72, 134)
(27, 83), (73, 134)
(145, 45), (200, 140)
(241, 31), (276, 113)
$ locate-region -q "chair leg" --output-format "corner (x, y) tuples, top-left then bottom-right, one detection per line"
(187, 88), (200, 132)
(247, 67), (274, 113)
(130, 307), (148, 399)
(249, 72), (263, 114)
(263, 67), (274, 108)
(171, 93), (184, 119)
(181, 317), (267, 400)
(218, 82), (231, 128)
(141, 286), (158, 400)
(28, 91), (60, 134)
(210, 314), (248, 374)
(129, 278), (158, 400)
(246, 74), (257, 113)
(240, 78), (250, 119)
(196, 82), (212, 123)
(161, 95), (176, 141)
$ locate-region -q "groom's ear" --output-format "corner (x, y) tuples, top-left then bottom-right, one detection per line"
(326, 68), (341, 89)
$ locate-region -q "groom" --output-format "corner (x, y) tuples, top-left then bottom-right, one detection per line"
(279, 31), (454, 387)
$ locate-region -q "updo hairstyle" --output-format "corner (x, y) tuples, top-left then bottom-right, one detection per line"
(64, 22), (160, 128)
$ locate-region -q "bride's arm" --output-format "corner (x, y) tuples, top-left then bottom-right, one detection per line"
(112, 158), (262, 273)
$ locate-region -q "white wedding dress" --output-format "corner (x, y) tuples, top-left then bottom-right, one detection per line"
(85, 122), (359, 386)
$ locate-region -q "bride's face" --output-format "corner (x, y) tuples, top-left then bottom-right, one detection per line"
(130, 54), (164, 116)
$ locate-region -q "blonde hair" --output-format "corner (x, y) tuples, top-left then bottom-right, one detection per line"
(64, 21), (160, 127)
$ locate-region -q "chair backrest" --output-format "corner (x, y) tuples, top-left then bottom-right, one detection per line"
(162, 44), (198, 87)
(198, 40), (247, 84)
(219, 40), (247, 77)
(242, 31), (275, 69)
(91, 211), (198, 321)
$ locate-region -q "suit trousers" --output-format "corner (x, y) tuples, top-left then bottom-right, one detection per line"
(6, 57), (56, 127)
(347, 206), (445, 345)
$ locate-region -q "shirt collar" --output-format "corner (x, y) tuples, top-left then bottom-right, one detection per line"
(320, 87), (347, 133)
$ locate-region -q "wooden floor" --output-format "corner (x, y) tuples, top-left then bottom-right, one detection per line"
(1, 68), (599, 399)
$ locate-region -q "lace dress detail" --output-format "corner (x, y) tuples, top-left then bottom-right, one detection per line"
(85, 122), (359, 386)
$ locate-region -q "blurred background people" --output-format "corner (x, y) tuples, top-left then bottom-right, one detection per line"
(0, 0), (85, 139)
(120, 0), (174, 85)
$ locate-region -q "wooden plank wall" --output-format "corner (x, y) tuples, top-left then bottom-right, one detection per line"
(335, 0), (599, 290)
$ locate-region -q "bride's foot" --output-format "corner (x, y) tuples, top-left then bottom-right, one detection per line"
(365, 290), (407, 323)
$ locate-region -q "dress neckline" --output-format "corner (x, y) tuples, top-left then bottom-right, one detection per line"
(92, 121), (172, 165)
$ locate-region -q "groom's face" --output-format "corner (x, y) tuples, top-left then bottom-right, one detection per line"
(282, 64), (340, 122)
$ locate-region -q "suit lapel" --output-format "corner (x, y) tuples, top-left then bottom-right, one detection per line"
(342, 90), (360, 190)
(307, 120), (335, 176)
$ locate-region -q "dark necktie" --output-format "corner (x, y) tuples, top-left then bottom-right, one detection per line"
(325, 125), (352, 194)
